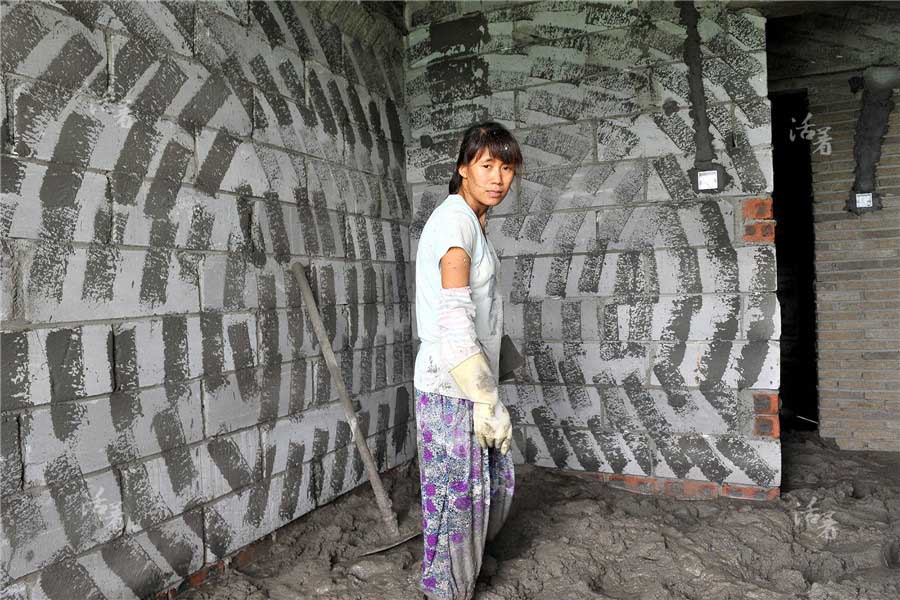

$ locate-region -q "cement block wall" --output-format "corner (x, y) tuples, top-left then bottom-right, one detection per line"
(769, 3), (900, 452)
(405, 0), (781, 496)
(0, 1), (415, 597)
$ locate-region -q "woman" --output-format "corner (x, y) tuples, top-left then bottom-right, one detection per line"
(413, 122), (524, 600)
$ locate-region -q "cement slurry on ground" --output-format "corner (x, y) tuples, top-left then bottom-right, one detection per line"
(181, 432), (900, 599)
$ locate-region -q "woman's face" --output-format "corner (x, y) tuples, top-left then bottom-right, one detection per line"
(458, 148), (516, 209)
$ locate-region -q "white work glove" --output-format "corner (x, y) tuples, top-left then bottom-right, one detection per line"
(448, 352), (512, 454)
(438, 288), (512, 454)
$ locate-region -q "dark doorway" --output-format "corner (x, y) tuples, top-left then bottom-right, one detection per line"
(770, 91), (819, 431)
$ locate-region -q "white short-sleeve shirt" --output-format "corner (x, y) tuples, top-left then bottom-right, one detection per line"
(414, 194), (503, 399)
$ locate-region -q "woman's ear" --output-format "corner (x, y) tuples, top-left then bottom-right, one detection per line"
(457, 163), (467, 180)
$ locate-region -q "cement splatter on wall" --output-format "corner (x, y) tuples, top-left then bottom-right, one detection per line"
(1, 1), (413, 597)
(406, 1), (779, 494)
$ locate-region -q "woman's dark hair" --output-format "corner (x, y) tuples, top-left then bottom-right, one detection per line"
(449, 121), (523, 194)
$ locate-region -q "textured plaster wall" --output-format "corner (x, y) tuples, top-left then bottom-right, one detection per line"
(406, 1), (782, 493)
(0, 1), (414, 598)
(769, 3), (900, 452)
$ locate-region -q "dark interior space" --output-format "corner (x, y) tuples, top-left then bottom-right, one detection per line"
(770, 89), (819, 432)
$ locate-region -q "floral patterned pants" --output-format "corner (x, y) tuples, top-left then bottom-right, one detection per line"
(414, 388), (515, 600)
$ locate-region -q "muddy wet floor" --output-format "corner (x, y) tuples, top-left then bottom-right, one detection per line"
(181, 432), (900, 599)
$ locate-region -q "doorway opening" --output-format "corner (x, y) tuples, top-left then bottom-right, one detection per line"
(770, 90), (819, 432)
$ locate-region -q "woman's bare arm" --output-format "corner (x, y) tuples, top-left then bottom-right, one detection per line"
(440, 247), (471, 288)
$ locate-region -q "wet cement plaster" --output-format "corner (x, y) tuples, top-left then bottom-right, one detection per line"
(847, 66), (899, 213)
(181, 432), (899, 600)
(679, 2), (730, 194)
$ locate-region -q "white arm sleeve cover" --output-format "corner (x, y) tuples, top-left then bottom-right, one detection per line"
(437, 286), (482, 369)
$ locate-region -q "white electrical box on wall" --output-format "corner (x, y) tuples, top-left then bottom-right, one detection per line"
(855, 192), (873, 208)
(697, 170), (718, 190)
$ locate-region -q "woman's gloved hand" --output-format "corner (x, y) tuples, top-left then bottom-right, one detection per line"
(449, 352), (512, 454)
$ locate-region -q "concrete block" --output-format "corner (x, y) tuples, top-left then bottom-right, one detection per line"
(343, 32), (401, 99)
(203, 359), (309, 433)
(518, 71), (650, 126)
(220, 313), (259, 373)
(500, 383), (605, 430)
(503, 298), (605, 342)
(584, 28), (654, 70)
(252, 256), (309, 310)
(202, 427), (266, 500)
(594, 202), (736, 251)
(112, 316), (203, 389)
(0, 331), (37, 409)
(10, 77), (194, 179)
(703, 52), (767, 104)
(265, 385), (411, 483)
(253, 87), (327, 161)
(0, 2), (108, 88)
(74, 512), (203, 597)
(406, 1), (473, 30)
(742, 293), (781, 341)
(58, 538), (191, 598)
(406, 130), (460, 185)
(346, 303), (394, 350)
(720, 436), (780, 487)
(489, 209), (597, 256)
(727, 10), (766, 52)
(10, 240), (200, 323)
(194, 4), (271, 85)
(651, 340), (779, 389)
(518, 160), (647, 211)
(515, 341), (651, 387)
(203, 370), (263, 435)
(650, 245), (775, 294)
(0, 468), (122, 579)
(0, 582), (26, 600)
(253, 0), (313, 57)
(23, 381), (203, 486)
(258, 307), (308, 365)
(509, 423), (639, 474)
(516, 1), (638, 41)
(200, 253), (261, 310)
(120, 444), (205, 532)
(518, 122), (595, 169)
(115, 182), (227, 251)
(0, 160), (108, 244)
(406, 12), (512, 69)
(204, 476), (284, 560)
(597, 107), (730, 161)
(1, 415), (23, 497)
(195, 131), (307, 198)
(498, 251), (660, 301)
(648, 61), (725, 113)
(409, 91), (515, 139)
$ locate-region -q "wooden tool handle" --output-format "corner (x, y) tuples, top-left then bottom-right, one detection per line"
(291, 262), (401, 538)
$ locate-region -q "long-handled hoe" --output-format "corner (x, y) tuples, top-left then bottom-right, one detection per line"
(291, 263), (421, 557)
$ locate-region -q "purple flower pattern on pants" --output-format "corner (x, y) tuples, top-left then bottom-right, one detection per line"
(415, 388), (515, 600)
